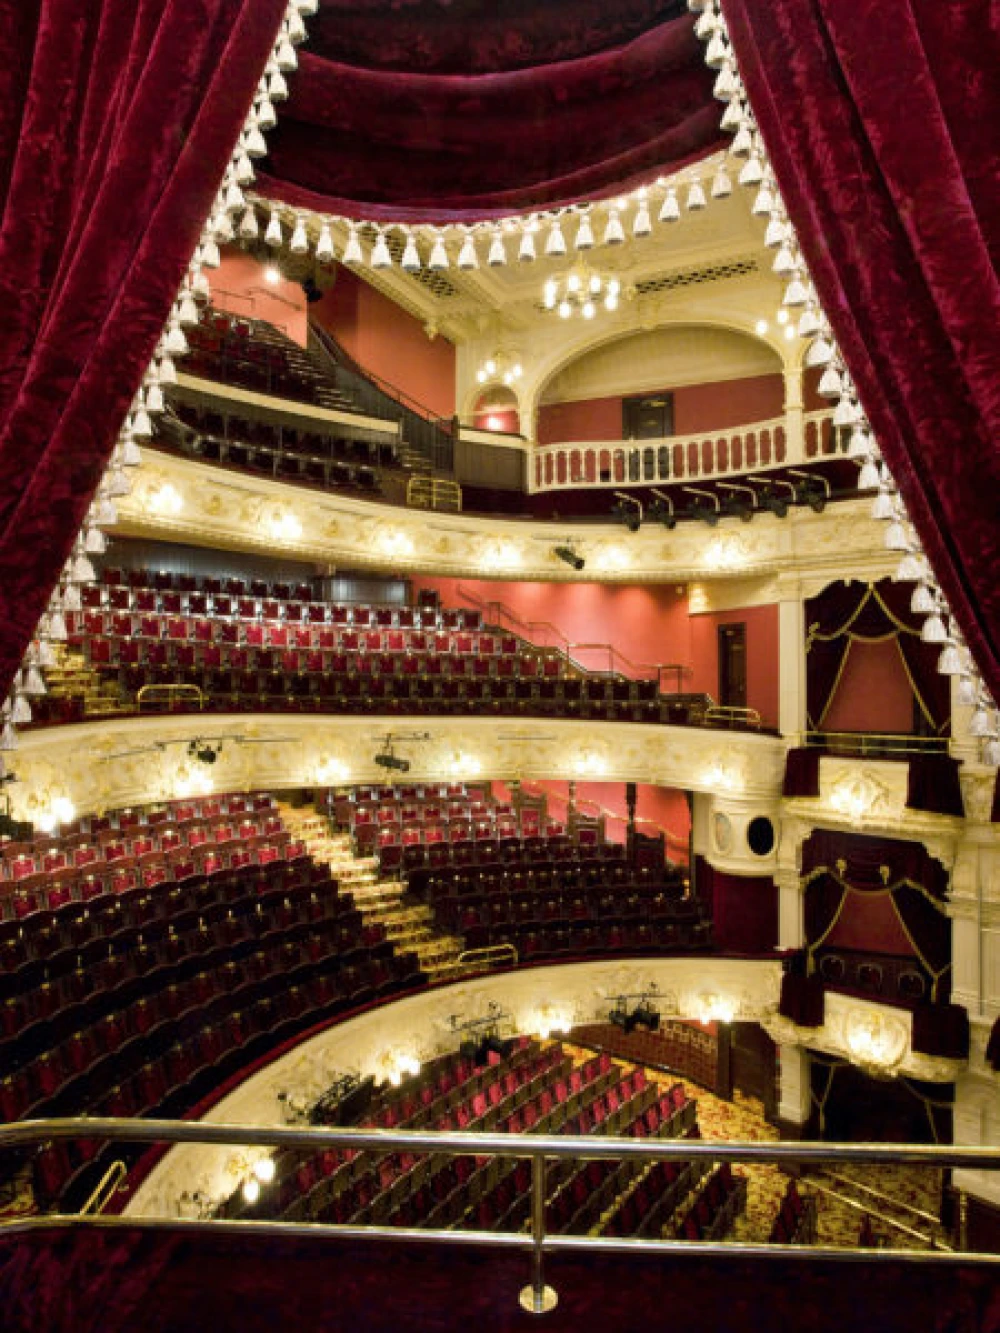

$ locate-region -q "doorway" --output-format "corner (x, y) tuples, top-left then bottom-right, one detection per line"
(622, 393), (673, 440)
(718, 622), (747, 709)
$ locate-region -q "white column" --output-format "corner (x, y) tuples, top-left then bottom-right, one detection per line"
(778, 575), (807, 740)
(783, 364), (805, 465)
(777, 867), (806, 951)
(778, 1043), (812, 1130)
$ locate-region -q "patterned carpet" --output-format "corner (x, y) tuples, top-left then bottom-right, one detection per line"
(565, 1045), (947, 1252)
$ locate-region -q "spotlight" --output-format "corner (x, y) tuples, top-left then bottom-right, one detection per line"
(301, 276), (323, 304)
(789, 469), (830, 513)
(718, 482), (756, 523)
(188, 740), (220, 766)
(683, 487), (721, 526)
(648, 489), (677, 530)
(632, 1002), (660, 1033)
(612, 492), (643, 532)
(747, 475), (793, 518)
(608, 992), (661, 1034)
(554, 545), (585, 571)
(374, 750), (410, 773)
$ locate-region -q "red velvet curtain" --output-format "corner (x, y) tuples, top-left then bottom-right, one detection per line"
(257, 1), (723, 219)
(724, 0), (1000, 704)
(0, 0), (288, 701)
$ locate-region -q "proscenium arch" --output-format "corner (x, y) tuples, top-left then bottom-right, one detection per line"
(516, 315), (791, 443)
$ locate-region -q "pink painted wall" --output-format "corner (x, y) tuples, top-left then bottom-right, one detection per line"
(473, 408), (521, 434)
(687, 604), (780, 729)
(537, 374), (784, 444)
(312, 267), (456, 418)
(411, 576), (779, 728)
(411, 576), (691, 675)
(511, 780), (691, 861)
(822, 639), (915, 734)
(537, 395), (623, 444)
(209, 250), (308, 346)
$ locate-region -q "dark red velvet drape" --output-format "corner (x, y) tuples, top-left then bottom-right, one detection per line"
(724, 0), (1000, 704)
(257, 1), (723, 219)
(0, 0), (287, 701)
(805, 580), (950, 733)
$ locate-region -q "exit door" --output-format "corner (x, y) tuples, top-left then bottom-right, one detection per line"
(718, 623), (747, 709)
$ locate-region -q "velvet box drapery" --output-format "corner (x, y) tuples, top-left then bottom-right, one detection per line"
(724, 0), (1000, 705)
(0, 0), (287, 702)
(804, 580), (950, 734)
(256, 0), (723, 220)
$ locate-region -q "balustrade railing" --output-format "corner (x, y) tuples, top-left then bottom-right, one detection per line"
(3, 1117), (998, 1320)
(530, 410), (837, 493)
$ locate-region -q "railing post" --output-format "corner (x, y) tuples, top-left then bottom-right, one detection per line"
(519, 1153), (557, 1314)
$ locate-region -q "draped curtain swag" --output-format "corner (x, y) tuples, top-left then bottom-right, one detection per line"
(805, 580), (950, 733)
(0, 0), (288, 701)
(256, 0), (723, 219)
(724, 0), (1000, 705)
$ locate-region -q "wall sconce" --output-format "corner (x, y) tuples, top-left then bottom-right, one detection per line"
(703, 762), (741, 793)
(449, 751), (482, 779)
(594, 544), (631, 572)
(844, 1010), (906, 1077)
(528, 1006), (573, 1040)
(149, 482), (183, 516)
(33, 794), (77, 835)
(479, 540), (522, 572)
(315, 756), (350, 785)
(268, 510), (302, 542)
(574, 749), (609, 778)
(379, 1050), (421, 1087)
(378, 529), (415, 559)
(694, 993), (737, 1024)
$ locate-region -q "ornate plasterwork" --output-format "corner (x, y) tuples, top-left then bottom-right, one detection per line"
(125, 956), (783, 1219)
(764, 990), (967, 1085)
(117, 448), (892, 587)
(9, 713), (788, 822)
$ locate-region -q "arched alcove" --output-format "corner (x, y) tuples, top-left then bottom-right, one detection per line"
(471, 385), (521, 435)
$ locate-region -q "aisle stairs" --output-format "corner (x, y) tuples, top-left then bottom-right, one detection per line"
(276, 803), (465, 981)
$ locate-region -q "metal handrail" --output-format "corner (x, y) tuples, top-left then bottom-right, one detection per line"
(704, 704), (762, 728)
(812, 1167), (948, 1234)
(5, 1119), (999, 1312)
(456, 587), (691, 688)
(456, 943), (519, 970)
(804, 1177), (951, 1251)
(137, 684), (205, 711)
(79, 1159), (127, 1216)
(803, 731), (949, 757)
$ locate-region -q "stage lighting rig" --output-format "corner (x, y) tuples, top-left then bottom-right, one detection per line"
(683, 486), (721, 526)
(612, 492), (643, 533)
(553, 545), (585, 571)
(188, 739), (221, 765)
(648, 489), (677, 529)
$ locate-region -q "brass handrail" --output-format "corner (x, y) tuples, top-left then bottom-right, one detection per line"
(813, 1167), (947, 1232)
(5, 1118), (1000, 1312)
(704, 704), (762, 728)
(456, 943), (519, 970)
(803, 731), (949, 756)
(804, 1178), (952, 1251)
(79, 1159), (127, 1216)
(137, 684), (205, 711)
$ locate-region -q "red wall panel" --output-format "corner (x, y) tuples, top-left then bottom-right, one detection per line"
(821, 638), (915, 734)
(312, 268), (456, 418)
(537, 374), (784, 444)
(210, 251), (308, 346)
(687, 604), (780, 729)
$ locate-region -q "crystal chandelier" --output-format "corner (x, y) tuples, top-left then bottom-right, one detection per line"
(542, 261), (622, 320)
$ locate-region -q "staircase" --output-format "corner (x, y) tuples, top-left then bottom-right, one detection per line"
(276, 804), (466, 981)
(43, 647), (127, 719)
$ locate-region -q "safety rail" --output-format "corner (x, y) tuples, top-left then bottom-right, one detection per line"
(456, 943), (519, 972)
(530, 409), (837, 494)
(407, 476), (462, 512)
(704, 704), (762, 729)
(808, 1168), (952, 1245)
(803, 731), (950, 758)
(3, 1119), (999, 1317)
(137, 684), (205, 711)
(456, 586), (691, 690)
